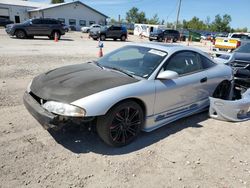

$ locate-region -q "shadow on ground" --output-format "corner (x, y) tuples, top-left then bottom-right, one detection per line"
(11, 37), (74, 41)
(50, 112), (208, 155)
(48, 111), (208, 155)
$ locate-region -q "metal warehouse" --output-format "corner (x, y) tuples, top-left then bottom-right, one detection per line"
(0, 0), (108, 30)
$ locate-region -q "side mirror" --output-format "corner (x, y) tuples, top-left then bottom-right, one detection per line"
(157, 70), (179, 80)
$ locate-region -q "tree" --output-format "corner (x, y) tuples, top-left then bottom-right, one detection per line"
(232, 27), (248, 33)
(210, 14), (232, 32)
(51, 0), (64, 4)
(126, 7), (147, 23)
(147, 14), (160, 25)
(182, 17), (207, 30)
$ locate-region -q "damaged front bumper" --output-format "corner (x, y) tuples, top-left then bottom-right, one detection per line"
(23, 91), (63, 130)
(23, 92), (94, 130)
(209, 89), (250, 122)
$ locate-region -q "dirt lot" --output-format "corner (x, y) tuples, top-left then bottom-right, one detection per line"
(0, 29), (249, 188)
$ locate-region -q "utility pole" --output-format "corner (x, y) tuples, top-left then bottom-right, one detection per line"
(175, 0), (182, 29)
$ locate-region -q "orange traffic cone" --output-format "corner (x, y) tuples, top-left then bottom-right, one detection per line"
(54, 32), (58, 42)
(98, 48), (103, 57)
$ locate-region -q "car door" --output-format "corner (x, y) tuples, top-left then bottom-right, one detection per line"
(154, 51), (209, 117)
(163, 30), (170, 39)
(106, 26), (115, 38)
(25, 19), (40, 35)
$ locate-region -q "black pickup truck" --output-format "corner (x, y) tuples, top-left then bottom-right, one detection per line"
(5, 18), (65, 40)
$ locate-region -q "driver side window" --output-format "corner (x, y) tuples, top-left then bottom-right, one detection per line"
(163, 51), (202, 75)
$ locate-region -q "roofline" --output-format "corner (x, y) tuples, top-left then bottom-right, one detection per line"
(0, 3), (39, 8)
(28, 1), (109, 18)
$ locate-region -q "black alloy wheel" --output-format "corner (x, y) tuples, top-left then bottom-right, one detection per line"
(97, 101), (144, 147)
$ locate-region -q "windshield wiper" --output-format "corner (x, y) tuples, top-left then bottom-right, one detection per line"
(89, 61), (103, 69)
(106, 66), (134, 78)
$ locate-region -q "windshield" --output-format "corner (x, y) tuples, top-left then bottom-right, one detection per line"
(24, 19), (31, 24)
(98, 46), (167, 78)
(235, 43), (250, 53)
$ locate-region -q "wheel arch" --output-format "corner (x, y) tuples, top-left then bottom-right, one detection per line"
(51, 29), (61, 35)
(105, 97), (147, 118)
(212, 79), (232, 99)
(15, 29), (27, 36)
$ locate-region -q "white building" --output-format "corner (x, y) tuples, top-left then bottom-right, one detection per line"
(0, 0), (108, 30)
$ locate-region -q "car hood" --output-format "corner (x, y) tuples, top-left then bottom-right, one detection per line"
(234, 53), (250, 63)
(30, 63), (139, 103)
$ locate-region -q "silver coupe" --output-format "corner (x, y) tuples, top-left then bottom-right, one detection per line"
(24, 43), (232, 146)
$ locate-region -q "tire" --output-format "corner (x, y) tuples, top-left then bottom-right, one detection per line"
(158, 37), (163, 42)
(113, 38), (117, 41)
(50, 31), (61, 40)
(100, 34), (106, 41)
(96, 101), (144, 147)
(15, 30), (26, 39)
(121, 35), (126, 41)
(149, 39), (153, 41)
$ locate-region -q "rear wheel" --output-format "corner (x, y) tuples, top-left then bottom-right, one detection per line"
(15, 30), (26, 39)
(121, 35), (126, 41)
(96, 101), (144, 147)
(50, 31), (61, 40)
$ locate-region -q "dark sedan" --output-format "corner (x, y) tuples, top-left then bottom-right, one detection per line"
(0, 18), (14, 27)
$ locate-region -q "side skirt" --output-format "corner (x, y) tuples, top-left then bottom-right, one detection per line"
(142, 99), (209, 132)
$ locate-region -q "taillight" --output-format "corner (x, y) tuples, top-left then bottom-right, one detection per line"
(236, 41), (241, 48)
(212, 39), (215, 45)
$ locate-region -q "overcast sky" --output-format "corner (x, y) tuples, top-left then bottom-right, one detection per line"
(31, 0), (250, 29)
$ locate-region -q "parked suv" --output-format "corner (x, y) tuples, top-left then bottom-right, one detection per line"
(0, 18), (14, 27)
(149, 29), (180, 42)
(5, 18), (65, 40)
(90, 25), (127, 41)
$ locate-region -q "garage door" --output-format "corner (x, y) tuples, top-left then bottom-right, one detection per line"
(0, 8), (9, 17)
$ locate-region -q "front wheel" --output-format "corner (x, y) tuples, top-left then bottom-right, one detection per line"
(15, 30), (26, 39)
(96, 101), (144, 147)
(158, 37), (163, 42)
(100, 34), (106, 41)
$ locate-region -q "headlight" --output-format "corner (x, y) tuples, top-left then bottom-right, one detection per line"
(43, 101), (86, 117)
(27, 80), (33, 93)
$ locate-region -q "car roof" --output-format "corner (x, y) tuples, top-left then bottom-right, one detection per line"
(129, 42), (204, 55)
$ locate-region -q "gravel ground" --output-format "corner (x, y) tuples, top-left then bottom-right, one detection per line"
(0, 29), (249, 188)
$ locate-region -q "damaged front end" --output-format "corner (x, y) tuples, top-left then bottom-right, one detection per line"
(209, 65), (250, 122)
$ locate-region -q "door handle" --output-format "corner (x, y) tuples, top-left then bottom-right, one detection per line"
(200, 77), (207, 83)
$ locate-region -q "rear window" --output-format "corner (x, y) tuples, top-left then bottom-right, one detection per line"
(231, 34), (250, 39)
